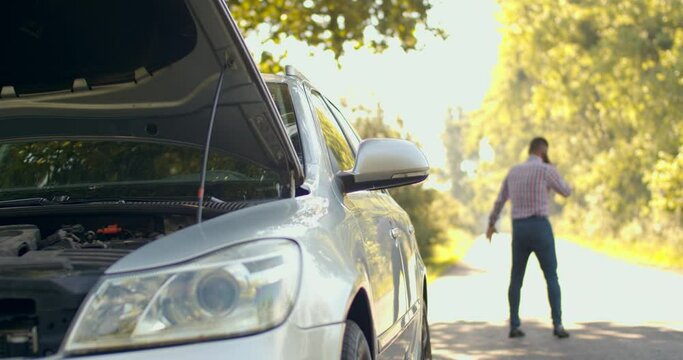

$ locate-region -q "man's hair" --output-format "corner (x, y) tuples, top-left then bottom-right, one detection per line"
(528, 137), (549, 154)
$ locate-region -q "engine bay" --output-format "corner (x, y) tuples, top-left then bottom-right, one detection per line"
(0, 214), (194, 261)
(0, 211), (196, 358)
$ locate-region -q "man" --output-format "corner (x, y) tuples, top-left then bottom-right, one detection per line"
(486, 137), (572, 339)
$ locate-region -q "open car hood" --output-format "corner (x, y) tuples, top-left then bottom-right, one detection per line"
(0, 0), (302, 188)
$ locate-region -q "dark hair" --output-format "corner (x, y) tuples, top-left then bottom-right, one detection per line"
(528, 137), (549, 154)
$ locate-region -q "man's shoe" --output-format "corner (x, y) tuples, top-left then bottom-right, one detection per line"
(509, 328), (525, 338)
(553, 325), (570, 339)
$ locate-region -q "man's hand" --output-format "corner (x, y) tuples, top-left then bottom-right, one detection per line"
(486, 224), (497, 242)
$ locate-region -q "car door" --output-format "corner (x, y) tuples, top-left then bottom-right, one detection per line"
(327, 98), (425, 356)
(317, 95), (413, 358)
(326, 100), (420, 316)
(375, 195), (422, 356)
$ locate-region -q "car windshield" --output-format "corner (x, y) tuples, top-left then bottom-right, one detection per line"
(0, 140), (282, 203)
(267, 82), (304, 161)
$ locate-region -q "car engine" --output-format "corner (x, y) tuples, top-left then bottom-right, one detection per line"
(0, 213), (196, 358)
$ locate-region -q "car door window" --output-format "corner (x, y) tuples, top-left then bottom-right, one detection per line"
(325, 99), (361, 152)
(309, 91), (355, 172)
(324, 99), (396, 195)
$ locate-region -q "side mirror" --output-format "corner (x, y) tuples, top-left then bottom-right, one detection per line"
(339, 138), (429, 193)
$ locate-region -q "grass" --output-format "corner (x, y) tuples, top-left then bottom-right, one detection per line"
(563, 234), (683, 272)
(426, 228), (477, 282)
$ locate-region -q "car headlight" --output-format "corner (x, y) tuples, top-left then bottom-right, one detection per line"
(63, 239), (301, 354)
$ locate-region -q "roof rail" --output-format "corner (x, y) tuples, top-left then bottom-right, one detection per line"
(284, 65), (311, 83)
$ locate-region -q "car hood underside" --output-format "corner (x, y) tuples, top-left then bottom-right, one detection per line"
(0, 0), (302, 186)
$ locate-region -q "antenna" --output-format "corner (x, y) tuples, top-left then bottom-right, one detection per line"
(197, 66), (227, 223)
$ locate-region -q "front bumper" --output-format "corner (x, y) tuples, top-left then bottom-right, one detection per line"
(62, 321), (344, 360)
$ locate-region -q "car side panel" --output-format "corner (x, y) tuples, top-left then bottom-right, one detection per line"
(278, 79), (424, 358)
(288, 196), (367, 329)
(383, 194), (426, 354)
(344, 191), (410, 359)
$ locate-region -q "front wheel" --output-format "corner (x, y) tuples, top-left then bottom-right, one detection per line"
(420, 304), (432, 360)
(341, 320), (372, 360)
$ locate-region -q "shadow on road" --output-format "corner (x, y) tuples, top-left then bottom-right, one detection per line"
(430, 320), (683, 360)
(428, 236), (683, 359)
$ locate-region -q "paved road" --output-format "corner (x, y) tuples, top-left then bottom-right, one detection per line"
(427, 234), (683, 359)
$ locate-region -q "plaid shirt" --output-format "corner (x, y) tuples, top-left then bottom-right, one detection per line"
(489, 155), (572, 226)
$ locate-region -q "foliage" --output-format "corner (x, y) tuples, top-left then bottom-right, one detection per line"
(443, 108), (479, 231)
(648, 146), (683, 217)
(227, 0), (441, 59)
(445, 0), (682, 252)
(350, 104), (462, 262)
(257, 51), (288, 74)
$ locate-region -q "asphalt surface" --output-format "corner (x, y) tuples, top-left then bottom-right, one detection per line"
(427, 234), (683, 360)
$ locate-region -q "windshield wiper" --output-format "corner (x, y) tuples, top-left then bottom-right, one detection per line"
(61, 196), (228, 205)
(0, 197), (54, 208)
(0, 195), (229, 209)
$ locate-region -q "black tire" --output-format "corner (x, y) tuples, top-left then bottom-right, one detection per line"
(341, 320), (372, 360)
(420, 305), (432, 360)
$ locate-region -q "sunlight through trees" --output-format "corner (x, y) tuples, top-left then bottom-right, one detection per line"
(445, 0), (682, 265)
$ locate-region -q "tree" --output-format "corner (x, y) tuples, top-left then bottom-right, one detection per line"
(443, 107), (475, 204)
(227, 0), (441, 59)
(447, 0), (682, 245)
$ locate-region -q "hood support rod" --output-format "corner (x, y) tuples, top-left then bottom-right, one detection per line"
(197, 65), (228, 223)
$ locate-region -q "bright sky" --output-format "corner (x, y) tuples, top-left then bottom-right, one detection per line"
(244, 0), (501, 186)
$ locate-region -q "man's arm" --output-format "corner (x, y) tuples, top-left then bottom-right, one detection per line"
(487, 175), (509, 241)
(546, 166), (572, 197)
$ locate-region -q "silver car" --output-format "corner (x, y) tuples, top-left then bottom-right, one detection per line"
(0, 1), (431, 359)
